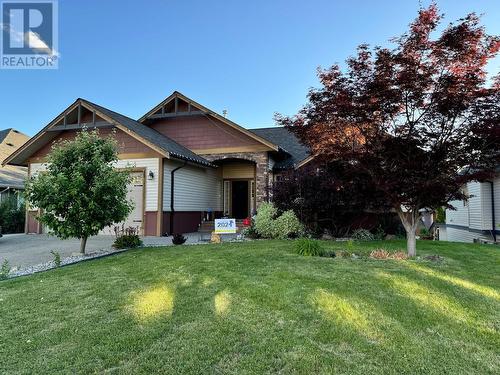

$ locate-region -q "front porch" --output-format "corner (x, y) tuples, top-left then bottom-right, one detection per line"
(213, 158), (258, 220)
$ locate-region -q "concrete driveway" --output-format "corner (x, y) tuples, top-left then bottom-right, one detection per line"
(0, 234), (198, 269)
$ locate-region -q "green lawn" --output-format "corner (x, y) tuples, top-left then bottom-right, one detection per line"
(0, 240), (499, 374)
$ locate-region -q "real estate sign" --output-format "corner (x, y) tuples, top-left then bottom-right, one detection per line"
(214, 218), (237, 234)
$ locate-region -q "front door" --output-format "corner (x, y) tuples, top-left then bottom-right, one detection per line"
(231, 180), (249, 219)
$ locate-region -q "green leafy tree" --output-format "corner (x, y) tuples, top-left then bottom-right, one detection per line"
(0, 195), (25, 234)
(25, 130), (133, 254)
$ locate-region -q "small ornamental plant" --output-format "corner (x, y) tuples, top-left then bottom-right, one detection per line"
(172, 234), (187, 245)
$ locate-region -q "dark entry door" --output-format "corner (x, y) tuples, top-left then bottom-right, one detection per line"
(231, 181), (249, 219)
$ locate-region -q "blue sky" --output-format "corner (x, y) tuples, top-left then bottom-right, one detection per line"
(1, 0), (499, 136)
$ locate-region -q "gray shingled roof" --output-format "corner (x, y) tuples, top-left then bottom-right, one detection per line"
(80, 99), (214, 167)
(0, 165), (26, 189)
(250, 127), (310, 169)
(0, 128), (28, 188)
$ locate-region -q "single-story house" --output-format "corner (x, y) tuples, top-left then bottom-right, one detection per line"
(0, 128), (29, 203)
(4, 91), (311, 236)
(440, 172), (499, 243)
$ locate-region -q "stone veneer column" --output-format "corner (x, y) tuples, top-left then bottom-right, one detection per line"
(253, 153), (269, 208)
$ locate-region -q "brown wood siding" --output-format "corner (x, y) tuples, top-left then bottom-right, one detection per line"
(30, 128), (156, 159)
(27, 211), (39, 234)
(149, 116), (263, 152)
(144, 211), (158, 236)
(162, 211), (202, 235)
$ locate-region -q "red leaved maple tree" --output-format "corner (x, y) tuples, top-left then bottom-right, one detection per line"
(276, 4), (500, 256)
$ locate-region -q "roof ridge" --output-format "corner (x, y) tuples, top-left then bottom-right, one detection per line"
(250, 126), (286, 130)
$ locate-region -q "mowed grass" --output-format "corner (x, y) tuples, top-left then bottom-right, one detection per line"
(0, 240), (499, 374)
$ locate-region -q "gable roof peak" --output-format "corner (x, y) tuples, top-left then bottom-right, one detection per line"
(139, 91), (280, 151)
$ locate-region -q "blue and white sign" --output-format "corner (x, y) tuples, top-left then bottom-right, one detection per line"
(214, 218), (236, 234)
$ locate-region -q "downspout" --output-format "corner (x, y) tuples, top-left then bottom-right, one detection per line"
(170, 161), (187, 235)
(489, 180), (496, 243)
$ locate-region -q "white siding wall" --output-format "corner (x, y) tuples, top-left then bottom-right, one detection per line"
(163, 160), (222, 212)
(480, 183), (493, 230)
(495, 175), (500, 230)
(446, 198), (469, 227)
(444, 173), (499, 243)
(112, 158), (159, 211)
(468, 182), (483, 230)
(446, 227), (493, 243)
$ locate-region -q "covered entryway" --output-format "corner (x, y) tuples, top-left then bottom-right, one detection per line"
(217, 159), (256, 219)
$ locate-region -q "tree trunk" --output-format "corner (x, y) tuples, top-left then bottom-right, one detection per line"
(397, 208), (420, 257)
(80, 236), (88, 255)
(406, 229), (416, 257)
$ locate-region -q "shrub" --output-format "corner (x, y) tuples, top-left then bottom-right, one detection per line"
(419, 228), (433, 240)
(113, 235), (143, 249)
(242, 220), (260, 239)
(254, 203), (278, 238)
(435, 207), (446, 223)
(112, 225), (143, 249)
(254, 203), (305, 239)
(295, 238), (324, 256)
(351, 228), (375, 241)
(172, 234), (187, 245)
(273, 210), (304, 239)
(50, 250), (61, 267)
(0, 196), (25, 234)
(0, 260), (10, 280)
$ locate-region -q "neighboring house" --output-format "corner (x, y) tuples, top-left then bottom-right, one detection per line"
(440, 172), (499, 243)
(3, 92), (311, 236)
(0, 128), (29, 203)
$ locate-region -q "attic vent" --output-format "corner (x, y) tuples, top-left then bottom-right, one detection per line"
(6, 142), (14, 147)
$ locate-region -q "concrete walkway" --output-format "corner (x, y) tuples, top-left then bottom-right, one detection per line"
(0, 233), (203, 268)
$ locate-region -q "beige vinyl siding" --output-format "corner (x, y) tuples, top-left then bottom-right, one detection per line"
(30, 162), (47, 176)
(163, 160), (222, 212)
(27, 163), (48, 210)
(112, 158), (159, 211)
(222, 162), (254, 179)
